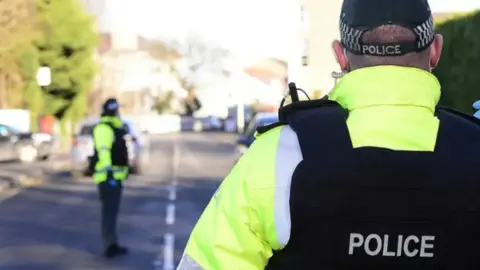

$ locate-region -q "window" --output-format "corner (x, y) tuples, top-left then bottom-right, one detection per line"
(0, 124), (19, 136)
(0, 125), (17, 136)
(79, 125), (95, 135)
(5, 125), (19, 134)
(0, 125), (8, 136)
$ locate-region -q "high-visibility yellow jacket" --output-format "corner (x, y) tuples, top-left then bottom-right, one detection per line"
(178, 66), (441, 269)
(92, 116), (129, 183)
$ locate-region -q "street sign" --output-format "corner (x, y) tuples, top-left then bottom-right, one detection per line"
(36, 67), (51, 86)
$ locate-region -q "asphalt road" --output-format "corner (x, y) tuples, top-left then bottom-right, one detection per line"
(0, 132), (237, 270)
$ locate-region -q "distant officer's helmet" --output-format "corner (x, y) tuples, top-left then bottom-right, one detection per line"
(102, 98), (119, 115)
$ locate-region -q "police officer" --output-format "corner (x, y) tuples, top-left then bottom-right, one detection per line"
(178, 0), (480, 269)
(92, 98), (129, 258)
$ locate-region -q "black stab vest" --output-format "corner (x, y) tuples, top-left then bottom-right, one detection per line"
(264, 100), (480, 270)
(90, 121), (129, 171)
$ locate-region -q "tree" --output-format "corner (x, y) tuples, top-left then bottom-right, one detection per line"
(153, 90), (176, 114)
(19, 44), (43, 131)
(175, 35), (230, 95)
(434, 11), (480, 113)
(149, 40), (181, 64)
(149, 35), (231, 116)
(0, 0), (39, 108)
(34, 0), (97, 129)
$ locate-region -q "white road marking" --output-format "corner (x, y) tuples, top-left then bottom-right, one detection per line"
(168, 186), (177, 201)
(163, 233), (176, 270)
(158, 136), (179, 270)
(165, 203), (175, 225)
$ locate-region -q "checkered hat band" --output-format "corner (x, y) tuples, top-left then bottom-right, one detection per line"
(340, 16), (435, 56)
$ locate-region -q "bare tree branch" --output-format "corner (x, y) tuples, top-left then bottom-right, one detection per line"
(148, 35), (231, 115)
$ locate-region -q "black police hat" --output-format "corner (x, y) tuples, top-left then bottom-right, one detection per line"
(102, 98), (120, 114)
(340, 0), (435, 57)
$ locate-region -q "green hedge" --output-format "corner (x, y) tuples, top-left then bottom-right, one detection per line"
(434, 11), (480, 113)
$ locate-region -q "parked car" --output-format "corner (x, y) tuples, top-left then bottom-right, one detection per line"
(0, 123), (54, 163)
(181, 116), (224, 132)
(235, 112), (278, 162)
(194, 116), (223, 132)
(71, 118), (150, 177)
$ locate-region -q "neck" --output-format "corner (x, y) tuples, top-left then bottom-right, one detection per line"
(330, 66), (441, 112)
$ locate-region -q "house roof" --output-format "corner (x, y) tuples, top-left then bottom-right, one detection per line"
(243, 58), (287, 80)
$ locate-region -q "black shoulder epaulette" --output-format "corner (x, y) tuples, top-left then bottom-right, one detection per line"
(256, 96), (345, 136)
(256, 121), (288, 135)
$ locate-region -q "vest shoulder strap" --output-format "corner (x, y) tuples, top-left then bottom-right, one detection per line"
(256, 96), (338, 136)
(288, 103), (351, 160)
(436, 106), (480, 126)
(273, 98), (351, 160)
(256, 121), (288, 136)
(434, 106), (480, 152)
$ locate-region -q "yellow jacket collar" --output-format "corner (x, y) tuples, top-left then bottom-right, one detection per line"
(101, 116), (123, 128)
(329, 66), (441, 112)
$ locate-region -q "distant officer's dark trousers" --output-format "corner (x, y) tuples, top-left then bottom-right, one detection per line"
(97, 180), (123, 249)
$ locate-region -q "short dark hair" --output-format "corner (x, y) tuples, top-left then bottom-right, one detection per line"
(347, 25), (431, 70)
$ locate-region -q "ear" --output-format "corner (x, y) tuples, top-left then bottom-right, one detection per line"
(429, 34), (443, 69)
(332, 40), (349, 71)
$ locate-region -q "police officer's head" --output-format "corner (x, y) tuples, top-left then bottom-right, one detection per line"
(332, 0), (443, 72)
(101, 98), (120, 117)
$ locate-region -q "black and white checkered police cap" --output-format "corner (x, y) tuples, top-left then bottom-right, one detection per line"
(340, 0), (435, 57)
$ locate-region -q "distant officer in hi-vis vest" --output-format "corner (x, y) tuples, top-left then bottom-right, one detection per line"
(91, 98), (129, 258)
(178, 0), (480, 269)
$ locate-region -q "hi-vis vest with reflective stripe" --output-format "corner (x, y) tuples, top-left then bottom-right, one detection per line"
(178, 67), (480, 270)
(92, 117), (129, 183)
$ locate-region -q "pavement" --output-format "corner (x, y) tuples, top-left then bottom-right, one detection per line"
(0, 132), (238, 270)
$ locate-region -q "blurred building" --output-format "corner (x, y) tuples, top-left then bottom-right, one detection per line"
(243, 59), (287, 109)
(289, 0), (480, 98)
(289, 0), (342, 97)
(81, 0), (164, 115)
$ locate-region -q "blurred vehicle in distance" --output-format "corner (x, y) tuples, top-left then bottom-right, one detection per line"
(223, 117), (237, 132)
(71, 118), (151, 177)
(0, 109), (30, 133)
(223, 105), (254, 133)
(0, 123), (54, 163)
(182, 116), (224, 132)
(234, 112), (278, 161)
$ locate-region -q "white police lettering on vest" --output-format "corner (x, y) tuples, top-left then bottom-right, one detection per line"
(348, 233), (435, 257)
(362, 45), (401, 55)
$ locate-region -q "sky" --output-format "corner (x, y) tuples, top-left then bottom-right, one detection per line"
(100, 0), (300, 66)
(429, 0), (480, 12)
(96, 0), (480, 66)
